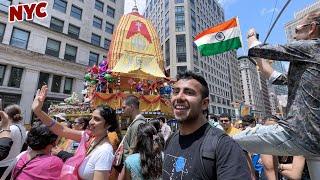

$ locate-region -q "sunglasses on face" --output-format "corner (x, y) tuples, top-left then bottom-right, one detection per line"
(219, 120), (230, 123)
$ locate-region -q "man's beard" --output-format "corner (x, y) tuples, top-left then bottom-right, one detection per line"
(175, 111), (199, 125)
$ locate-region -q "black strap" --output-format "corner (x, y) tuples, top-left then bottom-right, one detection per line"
(200, 125), (226, 180)
(86, 134), (108, 155)
(13, 124), (24, 146)
(12, 154), (45, 180)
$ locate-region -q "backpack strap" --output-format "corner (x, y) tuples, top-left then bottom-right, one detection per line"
(200, 126), (226, 180)
(164, 130), (178, 150)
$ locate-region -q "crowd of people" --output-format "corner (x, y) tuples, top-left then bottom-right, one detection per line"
(0, 9), (319, 180)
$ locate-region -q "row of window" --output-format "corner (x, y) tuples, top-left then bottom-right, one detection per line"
(45, 37), (102, 66)
(38, 72), (73, 94)
(0, 24), (104, 67)
(53, 0), (115, 20)
(0, 65), (73, 94)
(49, 16), (114, 41)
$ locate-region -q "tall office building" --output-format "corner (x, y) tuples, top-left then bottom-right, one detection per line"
(239, 57), (266, 118)
(144, 0), (243, 117)
(0, 0), (124, 124)
(285, 0), (320, 42)
(259, 72), (272, 116)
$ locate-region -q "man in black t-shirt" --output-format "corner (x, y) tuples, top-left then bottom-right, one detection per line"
(162, 71), (251, 180)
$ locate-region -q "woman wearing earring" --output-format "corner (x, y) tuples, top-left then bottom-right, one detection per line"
(32, 85), (117, 180)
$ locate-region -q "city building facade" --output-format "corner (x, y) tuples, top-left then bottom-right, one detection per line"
(0, 0), (124, 124)
(239, 57), (266, 118)
(144, 0), (243, 117)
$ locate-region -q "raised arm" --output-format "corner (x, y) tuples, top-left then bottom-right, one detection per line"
(0, 111), (11, 138)
(32, 85), (82, 142)
(248, 29), (314, 63)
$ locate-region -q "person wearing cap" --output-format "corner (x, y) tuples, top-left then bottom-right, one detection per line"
(54, 113), (67, 122)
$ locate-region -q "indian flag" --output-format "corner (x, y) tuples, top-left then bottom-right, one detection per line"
(194, 17), (242, 56)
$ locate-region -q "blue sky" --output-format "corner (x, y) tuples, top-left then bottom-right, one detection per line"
(220, 0), (316, 55)
(125, 0), (315, 51)
(124, 0), (316, 69)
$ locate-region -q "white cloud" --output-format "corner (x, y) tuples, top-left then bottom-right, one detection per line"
(260, 8), (279, 16)
(217, 0), (238, 9)
(124, 0), (146, 14)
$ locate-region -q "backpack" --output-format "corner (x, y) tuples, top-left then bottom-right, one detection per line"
(165, 124), (226, 180)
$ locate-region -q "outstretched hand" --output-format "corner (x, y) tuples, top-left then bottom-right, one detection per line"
(32, 85), (48, 113)
(0, 111), (10, 129)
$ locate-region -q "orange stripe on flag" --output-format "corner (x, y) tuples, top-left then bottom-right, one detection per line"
(195, 18), (238, 41)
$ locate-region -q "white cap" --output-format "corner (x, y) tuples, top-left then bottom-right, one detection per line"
(54, 113), (67, 121)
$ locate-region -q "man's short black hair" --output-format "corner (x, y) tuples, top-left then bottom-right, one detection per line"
(219, 113), (231, 121)
(124, 95), (140, 109)
(176, 71), (209, 99)
(157, 116), (166, 123)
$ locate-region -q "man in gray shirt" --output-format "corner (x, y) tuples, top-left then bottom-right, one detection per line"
(234, 10), (320, 179)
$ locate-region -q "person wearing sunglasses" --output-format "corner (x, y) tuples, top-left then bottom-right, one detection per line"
(218, 113), (241, 136)
(234, 10), (320, 179)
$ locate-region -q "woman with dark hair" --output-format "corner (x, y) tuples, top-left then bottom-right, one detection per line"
(11, 124), (62, 179)
(32, 85), (117, 180)
(119, 123), (164, 180)
(0, 105), (27, 179)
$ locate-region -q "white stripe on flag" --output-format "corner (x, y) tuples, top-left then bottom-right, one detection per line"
(194, 26), (241, 46)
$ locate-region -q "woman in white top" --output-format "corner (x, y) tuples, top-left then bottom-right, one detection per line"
(0, 105), (27, 180)
(32, 85), (116, 180)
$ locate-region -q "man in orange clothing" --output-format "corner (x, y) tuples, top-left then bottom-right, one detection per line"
(219, 113), (241, 136)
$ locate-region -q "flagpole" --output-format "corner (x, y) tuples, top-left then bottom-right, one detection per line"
(263, 0), (292, 44)
(236, 16), (246, 55)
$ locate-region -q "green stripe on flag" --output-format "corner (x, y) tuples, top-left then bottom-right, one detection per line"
(197, 37), (242, 56)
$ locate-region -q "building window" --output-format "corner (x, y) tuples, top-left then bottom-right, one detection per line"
(64, 44), (77, 61)
(70, 5), (82, 20)
(89, 52), (99, 66)
(45, 39), (61, 57)
(109, 0), (116, 3)
(91, 33), (101, 46)
(177, 66), (187, 74)
(95, 0), (104, 12)
(64, 78), (73, 94)
(8, 67), (23, 88)
(0, 23), (5, 42)
(107, 6), (115, 18)
(0, 0), (11, 13)
(165, 40), (170, 66)
(53, 0), (67, 13)
(104, 39), (111, 50)
(0, 65), (6, 86)
(105, 22), (114, 34)
(50, 17), (64, 32)
(175, 6), (185, 32)
(68, 24), (80, 38)
(51, 75), (62, 93)
(175, 0), (183, 3)
(176, 34), (186, 62)
(93, 16), (102, 29)
(10, 28), (30, 49)
(165, 12), (169, 38)
(37, 72), (50, 89)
